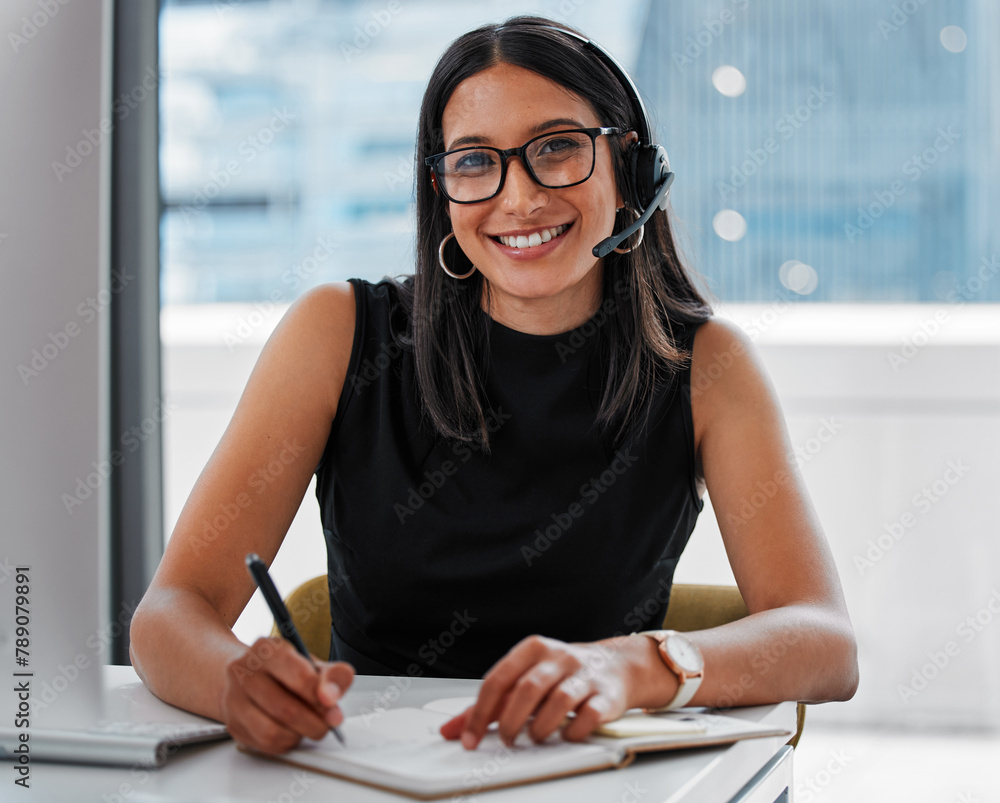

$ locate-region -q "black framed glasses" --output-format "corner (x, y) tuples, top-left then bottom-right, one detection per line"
(425, 127), (622, 204)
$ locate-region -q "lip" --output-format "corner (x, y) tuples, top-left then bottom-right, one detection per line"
(487, 222), (573, 260)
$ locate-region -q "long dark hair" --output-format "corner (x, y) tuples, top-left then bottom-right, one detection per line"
(397, 16), (712, 450)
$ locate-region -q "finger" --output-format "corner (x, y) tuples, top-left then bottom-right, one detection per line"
(226, 689), (307, 754)
(244, 671), (333, 742)
(496, 658), (577, 746)
(527, 673), (592, 743)
(316, 661), (355, 709)
(561, 695), (614, 742)
(243, 638), (325, 708)
(439, 708), (470, 740)
(462, 641), (548, 748)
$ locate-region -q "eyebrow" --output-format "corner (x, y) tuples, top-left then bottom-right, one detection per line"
(446, 118), (588, 150)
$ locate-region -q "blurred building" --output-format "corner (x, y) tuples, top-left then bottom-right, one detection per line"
(160, 0), (999, 305)
(636, 0), (999, 303)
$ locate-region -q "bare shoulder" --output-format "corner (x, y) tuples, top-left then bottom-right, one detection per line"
(260, 281), (356, 418)
(280, 281), (355, 341)
(689, 316), (783, 455)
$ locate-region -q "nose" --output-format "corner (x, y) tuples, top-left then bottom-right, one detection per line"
(498, 156), (547, 214)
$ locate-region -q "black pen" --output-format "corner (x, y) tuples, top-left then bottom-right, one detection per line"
(245, 553), (346, 745)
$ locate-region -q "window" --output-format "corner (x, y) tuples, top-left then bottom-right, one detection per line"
(160, 0), (999, 305)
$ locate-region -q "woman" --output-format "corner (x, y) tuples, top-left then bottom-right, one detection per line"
(130, 16), (858, 755)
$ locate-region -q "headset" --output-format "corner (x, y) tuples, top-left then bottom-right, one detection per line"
(542, 25), (675, 258)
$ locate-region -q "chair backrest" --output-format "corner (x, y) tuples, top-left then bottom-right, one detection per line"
(662, 583), (750, 631)
(275, 577), (804, 746)
(274, 574), (331, 660)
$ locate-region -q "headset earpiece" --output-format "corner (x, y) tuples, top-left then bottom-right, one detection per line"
(536, 24), (677, 255)
(630, 143), (670, 211)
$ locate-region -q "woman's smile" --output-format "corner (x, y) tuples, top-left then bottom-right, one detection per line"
(488, 222), (573, 260)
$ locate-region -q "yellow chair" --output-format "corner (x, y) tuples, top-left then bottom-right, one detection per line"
(273, 574), (331, 658)
(275, 577), (804, 746)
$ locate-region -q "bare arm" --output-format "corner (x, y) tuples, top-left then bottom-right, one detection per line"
(129, 282), (357, 751)
(675, 317), (859, 707)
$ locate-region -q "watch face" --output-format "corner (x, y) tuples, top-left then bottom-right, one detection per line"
(666, 635), (704, 673)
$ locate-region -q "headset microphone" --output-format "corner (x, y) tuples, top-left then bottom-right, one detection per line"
(543, 26), (675, 260)
(592, 171), (673, 258)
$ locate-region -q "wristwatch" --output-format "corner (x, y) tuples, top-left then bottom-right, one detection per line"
(635, 630), (704, 711)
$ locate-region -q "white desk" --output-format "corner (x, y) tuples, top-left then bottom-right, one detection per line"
(26, 666), (796, 803)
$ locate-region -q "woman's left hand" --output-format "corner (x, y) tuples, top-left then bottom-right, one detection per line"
(439, 635), (631, 749)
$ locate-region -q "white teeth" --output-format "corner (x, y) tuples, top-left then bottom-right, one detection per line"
(498, 224), (567, 248)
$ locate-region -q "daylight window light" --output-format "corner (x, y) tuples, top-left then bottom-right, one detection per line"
(939, 25), (967, 53)
(711, 65), (747, 98)
(713, 209), (747, 241)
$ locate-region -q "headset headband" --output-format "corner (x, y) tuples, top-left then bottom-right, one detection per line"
(539, 25), (654, 146)
(492, 21), (674, 257)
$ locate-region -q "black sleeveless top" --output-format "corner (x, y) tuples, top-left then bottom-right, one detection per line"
(314, 278), (704, 678)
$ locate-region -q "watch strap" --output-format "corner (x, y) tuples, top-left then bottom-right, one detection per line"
(635, 630), (704, 712)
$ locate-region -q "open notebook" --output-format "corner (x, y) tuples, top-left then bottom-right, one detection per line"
(244, 697), (790, 800)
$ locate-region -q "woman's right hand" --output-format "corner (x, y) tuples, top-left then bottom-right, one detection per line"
(220, 636), (355, 754)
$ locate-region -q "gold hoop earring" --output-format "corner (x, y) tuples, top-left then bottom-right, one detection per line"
(612, 209), (645, 254)
(438, 232), (476, 279)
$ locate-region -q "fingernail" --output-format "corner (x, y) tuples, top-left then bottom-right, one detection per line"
(325, 707), (343, 728)
(461, 731), (477, 750)
(320, 682), (341, 705)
